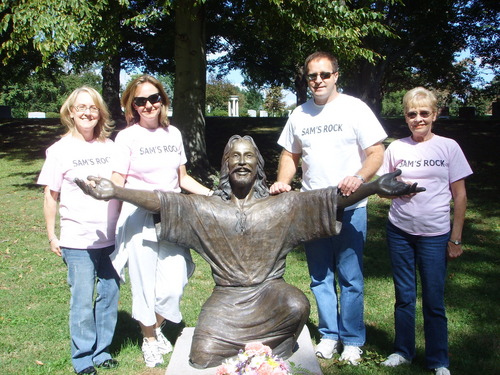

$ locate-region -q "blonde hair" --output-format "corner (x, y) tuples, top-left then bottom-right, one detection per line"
(121, 75), (171, 127)
(403, 87), (438, 114)
(60, 86), (114, 141)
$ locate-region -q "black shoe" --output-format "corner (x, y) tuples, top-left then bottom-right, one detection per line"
(76, 366), (97, 375)
(96, 359), (119, 369)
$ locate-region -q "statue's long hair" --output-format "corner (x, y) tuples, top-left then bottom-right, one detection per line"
(213, 135), (269, 201)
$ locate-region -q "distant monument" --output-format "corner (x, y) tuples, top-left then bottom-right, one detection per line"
(28, 112), (46, 118)
(228, 95), (239, 117)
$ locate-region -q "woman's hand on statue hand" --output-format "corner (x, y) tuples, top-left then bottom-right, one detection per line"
(74, 176), (116, 201)
(377, 169), (426, 197)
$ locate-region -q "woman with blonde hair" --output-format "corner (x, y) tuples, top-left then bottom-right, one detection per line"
(379, 87), (472, 375)
(38, 86), (120, 375)
(110, 75), (212, 367)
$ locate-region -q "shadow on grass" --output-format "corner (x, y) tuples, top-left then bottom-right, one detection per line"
(4, 116), (499, 374)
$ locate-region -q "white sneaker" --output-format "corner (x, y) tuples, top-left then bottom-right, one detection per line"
(435, 367), (451, 375)
(141, 338), (164, 368)
(155, 327), (173, 355)
(381, 353), (411, 367)
(340, 345), (363, 365)
(315, 338), (339, 359)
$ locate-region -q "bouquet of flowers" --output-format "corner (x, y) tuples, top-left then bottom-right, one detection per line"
(215, 342), (291, 375)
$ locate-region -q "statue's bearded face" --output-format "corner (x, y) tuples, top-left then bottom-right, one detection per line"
(227, 139), (258, 188)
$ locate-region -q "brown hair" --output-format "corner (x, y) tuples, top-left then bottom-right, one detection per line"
(121, 75), (171, 127)
(303, 51), (339, 75)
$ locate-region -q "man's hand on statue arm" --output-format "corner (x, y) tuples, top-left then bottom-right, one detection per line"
(337, 142), (385, 196)
(336, 169), (425, 209)
(269, 149), (300, 195)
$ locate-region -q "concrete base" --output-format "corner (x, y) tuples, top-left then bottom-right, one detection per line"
(166, 325), (322, 375)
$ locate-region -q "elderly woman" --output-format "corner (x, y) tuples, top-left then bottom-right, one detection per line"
(379, 87), (472, 375)
(37, 87), (120, 375)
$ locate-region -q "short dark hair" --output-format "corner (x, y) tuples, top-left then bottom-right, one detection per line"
(303, 51), (339, 75)
(214, 135), (269, 201)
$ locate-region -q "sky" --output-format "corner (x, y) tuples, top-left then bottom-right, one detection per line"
(225, 69), (297, 106)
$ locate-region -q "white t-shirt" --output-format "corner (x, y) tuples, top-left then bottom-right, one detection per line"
(113, 124), (187, 192)
(379, 134), (473, 236)
(37, 136), (120, 249)
(278, 93), (387, 209)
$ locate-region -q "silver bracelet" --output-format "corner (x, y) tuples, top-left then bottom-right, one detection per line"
(354, 174), (365, 182)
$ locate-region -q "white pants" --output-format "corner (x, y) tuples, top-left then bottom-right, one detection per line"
(113, 203), (194, 326)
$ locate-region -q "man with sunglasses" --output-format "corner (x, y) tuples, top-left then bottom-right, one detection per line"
(270, 51), (387, 365)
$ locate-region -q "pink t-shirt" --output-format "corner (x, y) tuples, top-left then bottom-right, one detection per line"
(113, 124), (187, 192)
(37, 136), (120, 249)
(379, 134), (472, 236)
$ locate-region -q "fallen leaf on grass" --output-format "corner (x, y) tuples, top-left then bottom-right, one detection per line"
(35, 360), (44, 365)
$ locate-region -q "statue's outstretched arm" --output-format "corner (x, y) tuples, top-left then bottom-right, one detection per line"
(74, 176), (161, 212)
(336, 169), (425, 209)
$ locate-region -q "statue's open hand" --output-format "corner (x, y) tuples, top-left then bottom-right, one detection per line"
(377, 169), (426, 197)
(74, 176), (116, 200)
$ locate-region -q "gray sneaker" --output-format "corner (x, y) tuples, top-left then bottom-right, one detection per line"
(435, 367), (451, 375)
(155, 327), (173, 355)
(315, 338), (339, 359)
(340, 345), (363, 365)
(141, 338), (164, 368)
(381, 353), (411, 367)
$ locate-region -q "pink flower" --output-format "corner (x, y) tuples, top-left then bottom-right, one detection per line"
(244, 342), (273, 356)
(214, 363), (231, 375)
(257, 362), (274, 375)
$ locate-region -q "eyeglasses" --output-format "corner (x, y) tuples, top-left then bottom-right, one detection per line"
(73, 105), (99, 114)
(133, 93), (162, 107)
(306, 71), (336, 81)
(406, 110), (433, 119)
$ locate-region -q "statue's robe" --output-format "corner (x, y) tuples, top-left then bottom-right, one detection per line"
(155, 187), (341, 368)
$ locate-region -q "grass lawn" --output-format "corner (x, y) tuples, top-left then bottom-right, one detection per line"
(0, 117), (499, 374)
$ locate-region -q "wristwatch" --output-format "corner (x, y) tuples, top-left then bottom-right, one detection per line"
(449, 239), (462, 245)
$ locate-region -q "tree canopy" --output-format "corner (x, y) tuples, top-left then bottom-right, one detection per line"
(1, 0), (497, 172)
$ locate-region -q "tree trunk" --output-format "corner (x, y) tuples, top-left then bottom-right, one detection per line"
(101, 54), (124, 128)
(343, 59), (387, 116)
(293, 63), (308, 105)
(173, 0), (213, 182)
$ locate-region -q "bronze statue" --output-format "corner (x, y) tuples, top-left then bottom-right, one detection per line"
(75, 135), (424, 369)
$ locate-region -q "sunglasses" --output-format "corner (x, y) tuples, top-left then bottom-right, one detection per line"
(406, 110), (433, 119)
(306, 71), (336, 81)
(133, 93), (162, 107)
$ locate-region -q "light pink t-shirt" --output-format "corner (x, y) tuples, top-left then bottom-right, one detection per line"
(37, 136), (120, 249)
(113, 124), (187, 192)
(379, 134), (472, 236)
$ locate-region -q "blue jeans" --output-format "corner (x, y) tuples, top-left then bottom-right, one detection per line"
(305, 207), (366, 346)
(62, 246), (120, 372)
(386, 221), (449, 369)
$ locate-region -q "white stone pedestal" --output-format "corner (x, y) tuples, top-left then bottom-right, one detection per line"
(166, 325), (322, 375)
